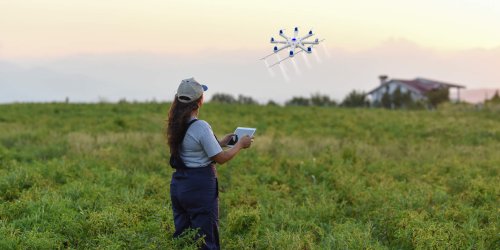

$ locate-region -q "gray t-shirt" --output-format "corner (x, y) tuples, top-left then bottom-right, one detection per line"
(180, 119), (223, 168)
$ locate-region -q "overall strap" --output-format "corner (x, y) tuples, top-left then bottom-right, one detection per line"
(187, 118), (199, 127)
(179, 118), (199, 153)
(170, 119), (198, 169)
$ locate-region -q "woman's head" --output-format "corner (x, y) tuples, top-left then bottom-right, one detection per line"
(166, 78), (208, 155)
(176, 77), (208, 104)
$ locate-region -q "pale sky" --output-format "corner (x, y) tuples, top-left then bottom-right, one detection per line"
(1, 0), (500, 58)
(0, 0), (499, 103)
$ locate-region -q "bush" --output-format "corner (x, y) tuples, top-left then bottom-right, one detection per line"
(486, 90), (500, 104)
(426, 87), (450, 108)
(266, 100), (279, 106)
(285, 94), (336, 107)
(210, 93), (237, 104)
(310, 93), (336, 107)
(341, 90), (369, 107)
(237, 95), (258, 105)
(381, 91), (392, 109)
(210, 93), (258, 105)
(285, 96), (310, 106)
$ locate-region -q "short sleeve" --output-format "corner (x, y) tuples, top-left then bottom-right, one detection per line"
(197, 121), (223, 157)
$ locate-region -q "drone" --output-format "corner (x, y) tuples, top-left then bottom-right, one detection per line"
(261, 27), (324, 67)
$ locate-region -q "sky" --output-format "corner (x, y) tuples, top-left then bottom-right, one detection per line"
(1, 0), (499, 103)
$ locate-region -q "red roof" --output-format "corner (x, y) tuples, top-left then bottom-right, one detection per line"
(368, 77), (465, 95)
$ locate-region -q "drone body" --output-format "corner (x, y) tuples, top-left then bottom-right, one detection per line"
(262, 27), (323, 67)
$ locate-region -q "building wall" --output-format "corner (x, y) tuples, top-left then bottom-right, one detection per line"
(370, 82), (424, 103)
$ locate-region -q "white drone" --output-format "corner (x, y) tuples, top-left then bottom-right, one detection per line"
(261, 27), (324, 67)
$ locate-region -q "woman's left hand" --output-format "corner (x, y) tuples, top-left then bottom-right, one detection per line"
(219, 133), (236, 147)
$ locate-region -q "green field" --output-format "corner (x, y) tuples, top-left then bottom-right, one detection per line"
(0, 103), (498, 249)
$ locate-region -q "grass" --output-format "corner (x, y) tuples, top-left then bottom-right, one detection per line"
(0, 102), (499, 249)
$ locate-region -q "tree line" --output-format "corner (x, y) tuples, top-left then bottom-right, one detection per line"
(210, 91), (369, 107)
(210, 89), (500, 109)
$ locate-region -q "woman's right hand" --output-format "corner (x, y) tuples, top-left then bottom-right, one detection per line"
(237, 135), (253, 149)
(213, 135), (254, 164)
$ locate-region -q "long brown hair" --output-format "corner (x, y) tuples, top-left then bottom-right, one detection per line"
(166, 95), (202, 156)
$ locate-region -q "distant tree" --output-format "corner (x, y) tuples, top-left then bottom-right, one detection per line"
(487, 90), (500, 103)
(401, 91), (413, 108)
(237, 94), (258, 105)
(381, 91), (392, 109)
(341, 90), (369, 107)
(392, 87), (403, 108)
(285, 96), (310, 106)
(285, 94), (337, 107)
(426, 87), (449, 108)
(310, 93), (336, 107)
(210, 93), (237, 104)
(266, 100), (279, 106)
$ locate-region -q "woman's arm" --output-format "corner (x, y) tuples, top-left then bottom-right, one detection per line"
(212, 135), (252, 165)
(218, 133), (236, 147)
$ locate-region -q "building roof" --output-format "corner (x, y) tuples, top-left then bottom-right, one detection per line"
(367, 77), (466, 95)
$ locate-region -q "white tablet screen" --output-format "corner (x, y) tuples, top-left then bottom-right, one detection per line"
(227, 127), (256, 147)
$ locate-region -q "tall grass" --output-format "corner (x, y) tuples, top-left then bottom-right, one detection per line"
(0, 103), (498, 249)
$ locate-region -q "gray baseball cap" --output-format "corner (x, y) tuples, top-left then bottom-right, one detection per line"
(176, 77), (208, 103)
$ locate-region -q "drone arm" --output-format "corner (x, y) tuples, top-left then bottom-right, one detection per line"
(299, 34), (313, 41)
(303, 38), (325, 45)
(289, 44), (297, 57)
(279, 33), (289, 40)
(269, 56), (290, 68)
(260, 52), (276, 60)
(297, 44), (309, 52)
(260, 44), (291, 60)
(274, 44), (290, 53)
(302, 40), (319, 45)
(271, 40), (288, 44)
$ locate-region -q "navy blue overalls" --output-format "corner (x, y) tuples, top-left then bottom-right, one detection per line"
(170, 119), (220, 250)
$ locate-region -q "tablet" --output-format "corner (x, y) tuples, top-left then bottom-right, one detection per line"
(227, 127), (256, 147)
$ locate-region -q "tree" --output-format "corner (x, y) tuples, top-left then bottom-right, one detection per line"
(310, 93), (336, 107)
(401, 91), (413, 108)
(266, 100), (279, 106)
(285, 97), (310, 106)
(381, 91), (392, 109)
(392, 87), (403, 108)
(237, 94), (258, 105)
(487, 90), (500, 104)
(341, 90), (368, 107)
(426, 87), (449, 108)
(210, 93), (237, 104)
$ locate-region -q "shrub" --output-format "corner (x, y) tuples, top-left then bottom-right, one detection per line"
(341, 90), (369, 107)
(426, 87), (450, 108)
(210, 93), (237, 104)
(285, 94), (336, 107)
(237, 95), (258, 105)
(285, 96), (310, 106)
(310, 93), (337, 107)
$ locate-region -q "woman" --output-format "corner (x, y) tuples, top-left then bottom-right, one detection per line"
(166, 77), (252, 250)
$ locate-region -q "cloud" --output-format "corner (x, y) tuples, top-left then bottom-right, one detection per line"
(1, 40), (499, 103)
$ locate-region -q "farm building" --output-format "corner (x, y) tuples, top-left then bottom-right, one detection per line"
(367, 76), (466, 105)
